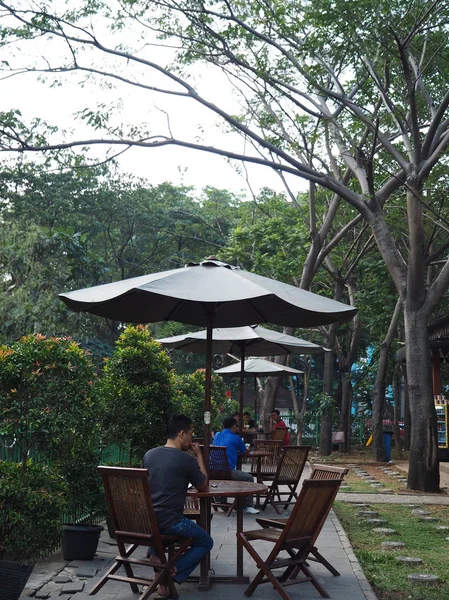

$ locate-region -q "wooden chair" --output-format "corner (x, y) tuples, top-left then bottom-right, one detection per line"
(260, 446), (311, 513)
(89, 466), (193, 600)
(256, 464), (348, 576)
(250, 440), (283, 481)
(208, 445), (236, 516)
(272, 427), (289, 443)
(239, 479), (342, 600)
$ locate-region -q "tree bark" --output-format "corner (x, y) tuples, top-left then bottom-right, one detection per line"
(320, 328), (337, 455)
(405, 308), (439, 491)
(372, 299), (402, 461)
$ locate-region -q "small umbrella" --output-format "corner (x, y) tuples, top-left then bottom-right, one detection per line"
(214, 358), (303, 433)
(60, 258), (356, 453)
(215, 357), (304, 377)
(157, 324), (325, 420)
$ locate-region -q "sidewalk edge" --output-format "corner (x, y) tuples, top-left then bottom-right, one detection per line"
(330, 509), (378, 600)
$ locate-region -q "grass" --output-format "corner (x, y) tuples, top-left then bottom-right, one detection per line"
(334, 502), (449, 599)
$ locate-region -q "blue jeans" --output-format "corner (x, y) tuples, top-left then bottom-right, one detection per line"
(150, 517), (213, 584)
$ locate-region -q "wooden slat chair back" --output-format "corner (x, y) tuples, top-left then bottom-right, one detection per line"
(89, 466), (193, 600)
(208, 445), (236, 516)
(272, 427), (289, 443)
(239, 479), (342, 600)
(310, 464), (349, 481)
(256, 463), (348, 577)
(260, 445), (311, 513)
(250, 440), (282, 480)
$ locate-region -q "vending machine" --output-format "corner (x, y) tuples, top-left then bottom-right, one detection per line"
(435, 396), (449, 462)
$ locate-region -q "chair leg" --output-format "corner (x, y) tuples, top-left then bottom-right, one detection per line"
(309, 547), (340, 576)
(117, 541), (140, 594)
(299, 563), (330, 598)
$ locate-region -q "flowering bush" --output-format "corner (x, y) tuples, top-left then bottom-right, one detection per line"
(0, 334), (97, 469)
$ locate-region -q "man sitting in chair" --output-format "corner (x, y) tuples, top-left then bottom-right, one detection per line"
(143, 414), (213, 597)
(213, 416), (259, 514)
(270, 409), (291, 445)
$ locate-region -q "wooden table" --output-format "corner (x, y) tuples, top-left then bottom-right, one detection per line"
(188, 479), (267, 589)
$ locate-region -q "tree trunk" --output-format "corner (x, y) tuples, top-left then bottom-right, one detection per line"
(372, 299), (402, 461)
(320, 339), (335, 455)
(339, 373), (351, 453)
(392, 362), (403, 459)
(260, 373), (282, 428)
(403, 367), (411, 451)
(405, 309), (439, 492)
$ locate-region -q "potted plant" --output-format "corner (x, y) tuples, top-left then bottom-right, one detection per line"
(0, 461), (67, 600)
(58, 446), (107, 561)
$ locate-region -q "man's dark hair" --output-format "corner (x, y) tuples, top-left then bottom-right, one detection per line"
(272, 409), (280, 416)
(232, 412), (241, 418)
(167, 414), (192, 439)
(223, 417), (238, 429)
(243, 411), (251, 417)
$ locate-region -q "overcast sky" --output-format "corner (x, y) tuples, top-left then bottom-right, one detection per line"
(3, 64), (301, 197)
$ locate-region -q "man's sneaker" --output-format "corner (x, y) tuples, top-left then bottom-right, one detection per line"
(243, 506), (259, 514)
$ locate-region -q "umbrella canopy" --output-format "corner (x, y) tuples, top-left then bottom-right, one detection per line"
(60, 259), (357, 328)
(157, 324), (326, 356)
(59, 259), (356, 453)
(157, 324), (325, 419)
(215, 357), (304, 377)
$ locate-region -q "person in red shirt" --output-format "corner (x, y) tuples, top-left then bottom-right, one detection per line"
(271, 409), (291, 445)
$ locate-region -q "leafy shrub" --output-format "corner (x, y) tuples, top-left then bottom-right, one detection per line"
(0, 334), (97, 469)
(0, 461), (67, 563)
(98, 325), (173, 461)
(172, 369), (227, 435)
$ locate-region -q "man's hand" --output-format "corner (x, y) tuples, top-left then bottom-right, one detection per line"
(190, 442), (202, 457)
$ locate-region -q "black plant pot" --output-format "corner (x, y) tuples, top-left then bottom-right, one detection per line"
(62, 524), (103, 561)
(0, 560), (34, 600)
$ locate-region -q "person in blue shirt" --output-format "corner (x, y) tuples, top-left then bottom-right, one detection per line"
(213, 416), (259, 514)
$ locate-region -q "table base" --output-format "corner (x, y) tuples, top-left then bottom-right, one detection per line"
(188, 574), (250, 589)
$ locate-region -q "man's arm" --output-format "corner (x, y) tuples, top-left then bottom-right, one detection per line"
(191, 442), (209, 491)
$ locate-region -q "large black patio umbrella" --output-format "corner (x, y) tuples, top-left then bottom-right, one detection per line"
(157, 324), (325, 422)
(215, 357), (304, 423)
(59, 258), (356, 454)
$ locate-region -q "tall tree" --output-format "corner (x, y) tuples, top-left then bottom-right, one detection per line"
(2, 1), (449, 489)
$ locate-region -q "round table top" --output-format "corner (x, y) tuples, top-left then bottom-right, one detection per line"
(189, 480), (267, 497)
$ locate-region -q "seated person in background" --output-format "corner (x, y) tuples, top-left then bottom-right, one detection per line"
(143, 414), (213, 596)
(232, 411), (241, 427)
(270, 409), (291, 445)
(243, 411), (257, 429)
(213, 416), (259, 514)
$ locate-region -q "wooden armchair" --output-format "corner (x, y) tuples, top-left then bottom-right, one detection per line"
(89, 466), (192, 600)
(208, 445), (236, 516)
(256, 463), (348, 576)
(250, 440), (283, 481)
(260, 445), (311, 513)
(239, 479), (342, 600)
(272, 427), (289, 443)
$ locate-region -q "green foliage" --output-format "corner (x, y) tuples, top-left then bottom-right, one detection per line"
(0, 461), (67, 563)
(57, 446), (106, 524)
(172, 369), (227, 435)
(98, 326), (174, 461)
(313, 392), (340, 427)
(0, 334), (97, 469)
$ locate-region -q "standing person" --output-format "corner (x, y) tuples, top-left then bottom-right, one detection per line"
(270, 409), (291, 445)
(213, 417), (259, 514)
(143, 414), (213, 597)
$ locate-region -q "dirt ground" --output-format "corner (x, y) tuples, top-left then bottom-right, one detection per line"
(394, 460), (449, 491)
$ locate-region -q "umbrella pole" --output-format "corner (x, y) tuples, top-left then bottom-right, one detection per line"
(203, 315), (213, 460)
(239, 346), (246, 421)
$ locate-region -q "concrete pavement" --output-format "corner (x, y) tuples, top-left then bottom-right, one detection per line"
(20, 464), (378, 600)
